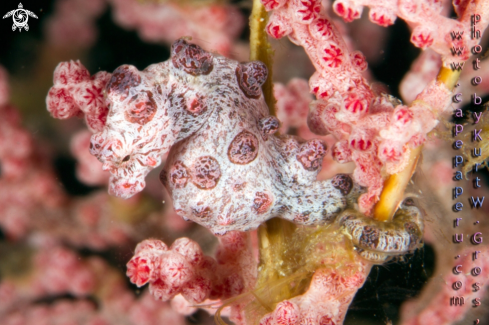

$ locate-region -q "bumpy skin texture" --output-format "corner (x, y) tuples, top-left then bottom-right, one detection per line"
(48, 39), (365, 234)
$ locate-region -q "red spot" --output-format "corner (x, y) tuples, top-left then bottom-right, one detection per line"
(171, 39), (214, 76)
(253, 192), (273, 214)
(394, 107), (413, 125)
(262, 0), (284, 10)
(126, 256), (152, 287)
(183, 275), (211, 303)
(322, 44), (344, 68)
(319, 315), (336, 325)
(53, 60), (90, 85)
(236, 62), (268, 99)
(228, 131), (260, 164)
(223, 274), (245, 297)
(334, 2), (361, 22)
(46, 87), (80, 119)
(85, 106), (108, 132)
(275, 301), (299, 325)
(332, 141), (352, 163)
(411, 30), (434, 49)
(107, 65), (141, 100)
(296, 0), (321, 23)
(124, 90), (157, 125)
(192, 206), (212, 218)
(191, 156), (221, 190)
(371, 12), (394, 27)
(170, 161), (190, 188)
(309, 18), (333, 39)
(379, 143), (403, 161)
(312, 84), (331, 99)
(344, 92), (369, 115)
(186, 94), (207, 116)
(350, 137), (373, 151)
(351, 51), (367, 71)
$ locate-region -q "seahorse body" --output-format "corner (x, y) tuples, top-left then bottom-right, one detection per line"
(89, 39), (364, 234)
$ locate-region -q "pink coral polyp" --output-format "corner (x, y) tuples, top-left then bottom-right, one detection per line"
(309, 18), (333, 40)
(46, 87), (80, 119)
(262, 0), (286, 10)
(47, 61), (110, 132)
(295, 0), (321, 23)
(320, 44), (344, 69)
(53, 60), (90, 85)
(333, 1), (362, 22)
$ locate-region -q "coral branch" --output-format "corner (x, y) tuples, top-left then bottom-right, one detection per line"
(333, 0), (489, 65)
(262, 0), (454, 215)
(127, 233), (256, 324)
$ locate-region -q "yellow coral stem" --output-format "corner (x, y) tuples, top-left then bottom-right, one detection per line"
(437, 66), (462, 89)
(372, 146), (422, 221)
(372, 66), (461, 222)
(249, 0), (276, 116)
(250, 0), (300, 314)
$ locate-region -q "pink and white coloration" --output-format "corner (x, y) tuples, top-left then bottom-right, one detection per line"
(44, 0), (107, 50)
(46, 60), (111, 133)
(0, 104), (66, 239)
(109, 0), (245, 57)
(0, 71), (134, 246)
(274, 78), (355, 179)
(333, 0), (489, 65)
(275, 78), (313, 135)
(0, 246), (97, 314)
(0, 244), (187, 325)
(400, 246), (489, 325)
(127, 232), (256, 323)
(47, 39), (365, 234)
(259, 264), (370, 325)
(263, 0), (455, 213)
(71, 130), (110, 185)
(399, 49), (442, 104)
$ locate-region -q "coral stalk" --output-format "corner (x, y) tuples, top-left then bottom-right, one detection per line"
(372, 67), (461, 221)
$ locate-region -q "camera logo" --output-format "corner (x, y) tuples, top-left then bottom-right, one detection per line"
(3, 3), (38, 32)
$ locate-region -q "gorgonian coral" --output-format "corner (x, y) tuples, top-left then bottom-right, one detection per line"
(45, 37), (428, 324)
(262, 0), (488, 214)
(37, 0), (489, 324)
